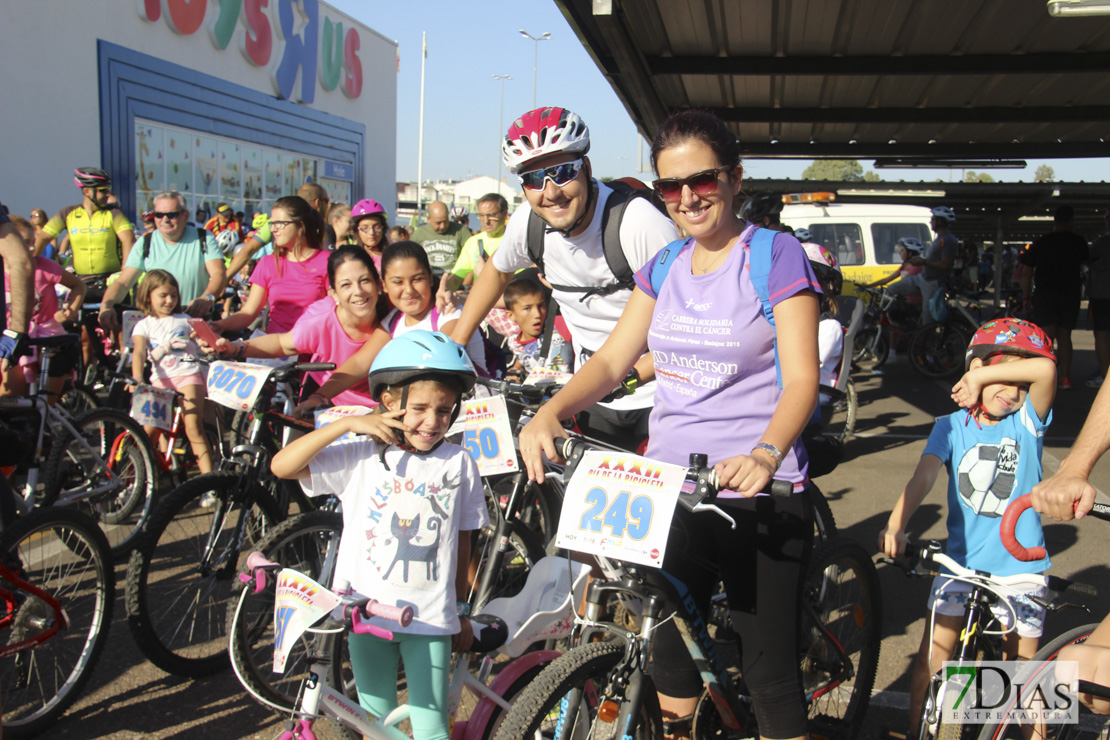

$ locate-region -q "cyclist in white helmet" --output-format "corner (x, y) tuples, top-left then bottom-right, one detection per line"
(448, 106), (679, 449)
(887, 207), (958, 322)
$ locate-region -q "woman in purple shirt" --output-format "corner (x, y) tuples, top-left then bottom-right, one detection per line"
(519, 110), (821, 740)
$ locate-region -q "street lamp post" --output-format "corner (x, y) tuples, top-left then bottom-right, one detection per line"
(518, 30), (551, 108)
(493, 74), (512, 190)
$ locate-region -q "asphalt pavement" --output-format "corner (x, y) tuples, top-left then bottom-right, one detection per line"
(32, 333), (1109, 740)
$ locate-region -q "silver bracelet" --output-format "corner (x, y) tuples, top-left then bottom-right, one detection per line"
(752, 442), (783, 468)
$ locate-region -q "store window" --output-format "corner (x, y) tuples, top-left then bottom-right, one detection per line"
(134, 120), (324, 224)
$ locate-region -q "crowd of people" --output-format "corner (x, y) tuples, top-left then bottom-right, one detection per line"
(2, 102), (1110, 739)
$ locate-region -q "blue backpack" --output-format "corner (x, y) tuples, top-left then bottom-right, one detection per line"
(648, 227), (784, 387)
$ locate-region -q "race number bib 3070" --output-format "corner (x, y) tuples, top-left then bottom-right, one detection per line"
(555, 451), (686, 566)
(206, 361), (274, 411)
(461, 395), (516, 477)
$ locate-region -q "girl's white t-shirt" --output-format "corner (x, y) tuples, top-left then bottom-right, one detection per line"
(302, 438), (488, 635)
(133, 314), (203, 380)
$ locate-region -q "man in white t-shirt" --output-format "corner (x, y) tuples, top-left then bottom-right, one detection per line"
(448, 107), (678, 449)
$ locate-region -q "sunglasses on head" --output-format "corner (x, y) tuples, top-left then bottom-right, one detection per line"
(651, 166), (732, 203)
(153, 211), (181, 220)
(518, 159), (585, 191)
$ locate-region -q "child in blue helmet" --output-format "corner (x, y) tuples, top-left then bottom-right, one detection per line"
(272, 330), (488, 740)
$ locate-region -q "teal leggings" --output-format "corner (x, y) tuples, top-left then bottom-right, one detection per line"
(348, 631), (451, 740)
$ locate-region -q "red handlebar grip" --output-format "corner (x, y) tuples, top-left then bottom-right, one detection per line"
(1000, 493), (1047, 562)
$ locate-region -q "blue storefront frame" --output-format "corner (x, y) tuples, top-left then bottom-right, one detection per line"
(97, 40), (365, 221)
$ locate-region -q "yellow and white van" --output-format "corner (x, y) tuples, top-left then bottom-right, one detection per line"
(782, 197), (934, 292)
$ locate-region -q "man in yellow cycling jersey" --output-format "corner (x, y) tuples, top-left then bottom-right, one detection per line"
(34, 167), (135, 369)
(35, 167), (135, 280)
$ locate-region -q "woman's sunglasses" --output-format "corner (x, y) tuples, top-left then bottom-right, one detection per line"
(518, 159), (585, 191)
(651, 166), (732, 203)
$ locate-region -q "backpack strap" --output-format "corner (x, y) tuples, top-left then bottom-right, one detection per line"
(478, 238), (488, 263)
(526, 211), (546, 277)
(747, 227), (782, 389)
(387, 309), (403, 334)
(538, 292), (560, 360)
(430, 307), (440, 333)
(141, 232), (153, 262)
(648, 238), (694, 296)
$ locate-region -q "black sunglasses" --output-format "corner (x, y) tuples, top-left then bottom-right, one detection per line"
(153, 211), (181, 220)
(652, 166), (732, 203)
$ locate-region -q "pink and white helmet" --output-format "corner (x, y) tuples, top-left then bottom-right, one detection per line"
(502, 107), (590, 174)
(803, 242), (839, 271)
(351, 198), (387, 221)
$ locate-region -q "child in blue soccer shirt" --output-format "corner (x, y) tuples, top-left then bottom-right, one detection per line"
(879, 317), (1058, 736)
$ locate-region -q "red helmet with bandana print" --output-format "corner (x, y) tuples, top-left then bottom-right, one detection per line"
(965, 318), (1055, 371)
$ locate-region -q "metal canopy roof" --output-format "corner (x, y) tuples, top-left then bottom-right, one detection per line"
(556, 0), (1110, 159)
(744, 178), (1110, 242)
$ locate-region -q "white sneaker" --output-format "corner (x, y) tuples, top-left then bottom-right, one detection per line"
(1087, 376), (1104, 389)
(199, 492), (218, 508)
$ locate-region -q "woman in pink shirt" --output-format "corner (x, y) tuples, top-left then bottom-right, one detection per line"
(211, 246), (390, 409)
(212, 195), (330, 335)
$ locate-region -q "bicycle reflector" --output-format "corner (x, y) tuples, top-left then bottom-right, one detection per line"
(598, 700), (620, 723)
(783, 192), (837, 204)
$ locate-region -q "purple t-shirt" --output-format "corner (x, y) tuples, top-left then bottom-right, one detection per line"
(634, 226), (821, 493)
(249, 250), (330, 333)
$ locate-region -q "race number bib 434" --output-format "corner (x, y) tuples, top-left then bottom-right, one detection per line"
(131, 384), (175, 432)
(461, 395), (516, 477)
(555, 451), (686, 566)
(206, 361), (274, 411)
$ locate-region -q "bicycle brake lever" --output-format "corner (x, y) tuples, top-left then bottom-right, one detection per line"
(689, 502), (736, 529)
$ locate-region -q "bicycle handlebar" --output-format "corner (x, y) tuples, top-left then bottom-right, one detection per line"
(889, 539), (1098, 604)
(474, 375), (563, 404)
(557, 437), (792, 529)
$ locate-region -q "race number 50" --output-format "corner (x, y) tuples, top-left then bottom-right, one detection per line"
(461, 395), (516, 477)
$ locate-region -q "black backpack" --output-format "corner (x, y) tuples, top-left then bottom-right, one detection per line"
(525, 178), (669, 302)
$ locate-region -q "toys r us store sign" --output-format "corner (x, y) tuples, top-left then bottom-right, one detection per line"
(139, 0), (364, 103)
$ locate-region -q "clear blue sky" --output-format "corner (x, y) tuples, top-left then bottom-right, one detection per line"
(331, 0), (1110, 188)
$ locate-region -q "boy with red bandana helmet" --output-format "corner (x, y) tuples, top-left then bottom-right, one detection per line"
(879, 317), (1057, 737)
(447, 106), (678, 450)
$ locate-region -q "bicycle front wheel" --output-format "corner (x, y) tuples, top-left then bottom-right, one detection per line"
(976, 624), (1110, 740)
(43, 408), (158, 557)
(126, 471), (281, 677)
(909, 322), (970, 379)
(0, 507), (114, 738)
(228, 510), (345, 711)
(493, 641), (662, 740)
(802, 539), (882, 739)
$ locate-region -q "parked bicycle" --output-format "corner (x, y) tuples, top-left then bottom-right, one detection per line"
(0, 505), (114, 738)
(493, 437), (881, 740)
(0, 334), (157, 558)
(125, 360), (332, 677)
(908, 291), (1014, 379)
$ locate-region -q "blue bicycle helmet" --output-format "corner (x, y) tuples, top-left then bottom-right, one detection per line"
(368, 330), (476, 403)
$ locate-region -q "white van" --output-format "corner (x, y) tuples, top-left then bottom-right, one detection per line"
(782, 200), (934, 291)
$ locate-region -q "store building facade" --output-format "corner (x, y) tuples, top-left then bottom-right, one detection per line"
(1, 0), (396, 224)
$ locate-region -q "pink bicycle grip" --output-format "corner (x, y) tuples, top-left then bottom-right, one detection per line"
(351, 610), (395, 641)
(1000, 493), (1047, 562)
(363, 599), (415, 627)
(242, 551), (281, 593)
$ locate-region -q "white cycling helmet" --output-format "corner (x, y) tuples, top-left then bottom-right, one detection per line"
(216, 229), (240, 256)
(793, 228), (813, 242)
(931, 206), (956, 223)
(897, 236), (925, 255)
(502, 107), (591, 175)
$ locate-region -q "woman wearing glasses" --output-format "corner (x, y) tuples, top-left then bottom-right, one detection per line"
(518, 109), (821, 740)
(210, 195), (329, 335)
(351, 198), (389, 272)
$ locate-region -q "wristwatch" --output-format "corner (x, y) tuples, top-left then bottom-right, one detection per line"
(456, 600), (471, 618)
(201, 293), (217, 303)
(2, 329), (24, 341)
(752, 442), (784, 468)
